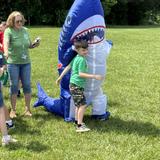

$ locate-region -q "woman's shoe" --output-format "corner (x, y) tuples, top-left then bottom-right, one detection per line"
(10, 110), (17, 118)
(23, 110), (32, 117)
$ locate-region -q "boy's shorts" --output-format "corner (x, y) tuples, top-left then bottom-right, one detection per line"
(69, 83), (86, 108)
(0, 83), (4, 108)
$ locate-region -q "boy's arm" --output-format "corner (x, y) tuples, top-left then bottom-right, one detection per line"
(79, 72), (104, 80)
(56, 64), (71, 85)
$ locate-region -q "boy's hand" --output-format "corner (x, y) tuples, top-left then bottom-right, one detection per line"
(94, 75), (104, 80)
(56, 78), (61, 85)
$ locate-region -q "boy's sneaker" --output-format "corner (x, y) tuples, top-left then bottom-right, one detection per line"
(2, 135), (17, 146)
(76, 123), (90, 133)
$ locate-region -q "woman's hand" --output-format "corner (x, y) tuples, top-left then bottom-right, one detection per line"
(30, 37), (41, 48)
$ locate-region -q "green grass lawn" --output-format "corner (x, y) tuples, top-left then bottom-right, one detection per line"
(1, 26), (160, 160)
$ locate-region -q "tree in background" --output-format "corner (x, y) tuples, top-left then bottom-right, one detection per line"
(101, 0), (118, 25)
(107, 0), (160, 25)
(0, 0), (160, 25)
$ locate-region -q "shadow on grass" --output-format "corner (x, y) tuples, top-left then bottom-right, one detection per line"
(26, 141), (50, 152)
(31, 109), (64, 127)
(5, 141), (49, 152)
(86, 116), (160, 137)
(10, 116), (41, 136)
(11, 110), (63, 136)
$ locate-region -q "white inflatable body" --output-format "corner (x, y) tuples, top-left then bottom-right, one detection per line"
(69, 40), (112, 119)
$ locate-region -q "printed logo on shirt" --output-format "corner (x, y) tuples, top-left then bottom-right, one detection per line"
(21, 53), (27, 59)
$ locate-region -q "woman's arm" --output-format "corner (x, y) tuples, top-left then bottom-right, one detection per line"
(3, 37), (9, 59)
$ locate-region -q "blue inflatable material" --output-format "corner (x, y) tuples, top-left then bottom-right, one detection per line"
(34, 0), (112, 121)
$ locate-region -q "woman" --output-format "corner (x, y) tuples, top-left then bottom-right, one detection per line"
(4, 11), (40, 118)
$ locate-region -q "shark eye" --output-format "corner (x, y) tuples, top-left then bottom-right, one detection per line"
(66, 16), (71, 25)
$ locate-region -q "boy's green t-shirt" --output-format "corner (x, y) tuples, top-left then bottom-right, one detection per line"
(4, 27), (31, 64)
(70, 55), (88, 88)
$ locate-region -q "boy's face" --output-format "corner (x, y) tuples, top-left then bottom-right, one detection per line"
(0, 24), (6, 32)
(77, 48), (88, 56)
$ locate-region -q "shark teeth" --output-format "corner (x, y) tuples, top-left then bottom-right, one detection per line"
(71, 26), (105, 44)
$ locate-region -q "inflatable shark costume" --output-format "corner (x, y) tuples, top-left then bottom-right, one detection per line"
(34, 0), (112, 121)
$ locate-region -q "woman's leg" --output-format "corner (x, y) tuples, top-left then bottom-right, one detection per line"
(4, 105), (10, 121)
(20, 63), (32, 116)
(7, 64), (19, 118)
(10, 95), (17, 117)
(24, 93), (31, 116)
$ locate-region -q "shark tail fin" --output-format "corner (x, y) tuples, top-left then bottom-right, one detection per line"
(33, 83), (48, 107)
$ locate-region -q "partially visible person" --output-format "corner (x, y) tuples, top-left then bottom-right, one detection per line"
(3, 11), (40, 118)
(0, 21), (7, 69)
(56, 40), (103, 132)
(0, 65), (17, 146)
(0, 21), (14, 128)
(0, 22), (7, 77)
(17, 79), (22, 98)
(0, 22), (5, 52)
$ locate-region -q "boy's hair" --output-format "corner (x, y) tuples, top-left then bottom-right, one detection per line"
(74, 39), (88, 49)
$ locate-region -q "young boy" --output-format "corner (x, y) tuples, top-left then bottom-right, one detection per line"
(56, 40), (103, 132)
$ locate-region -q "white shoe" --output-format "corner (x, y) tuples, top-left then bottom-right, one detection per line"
(2, 135), (18, 146)
(76, 123), (90, 132)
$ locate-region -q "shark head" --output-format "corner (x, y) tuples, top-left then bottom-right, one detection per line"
(58, 0), (106, 64)
(71, 15), (105, 44)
